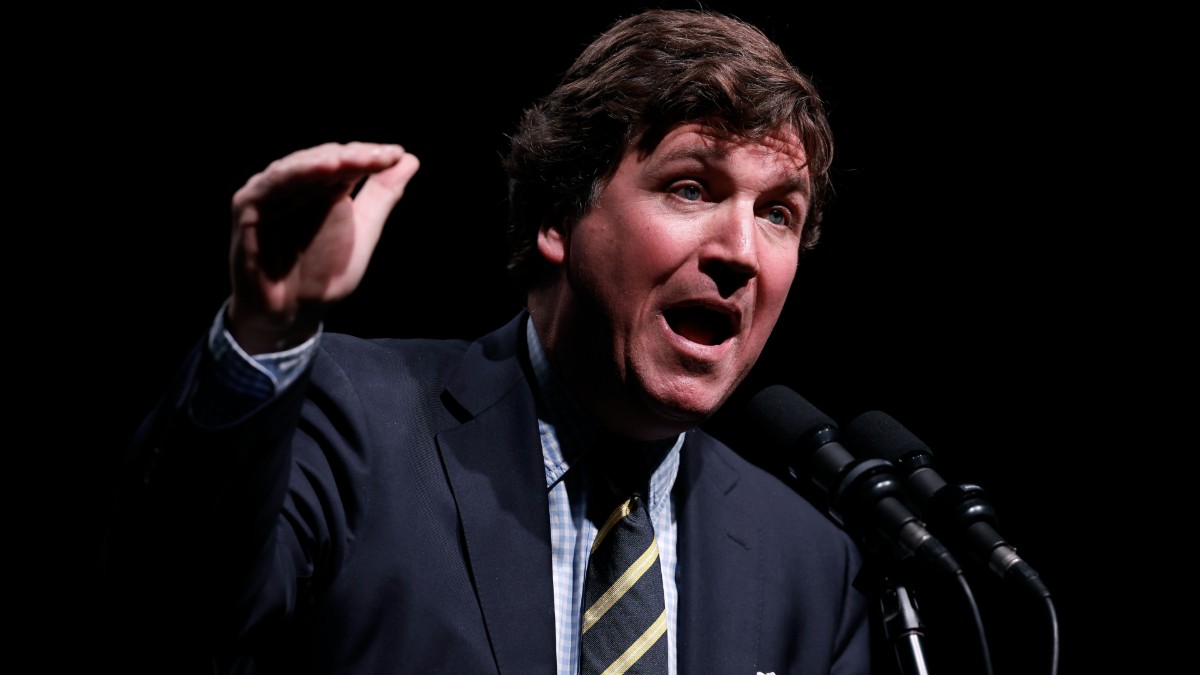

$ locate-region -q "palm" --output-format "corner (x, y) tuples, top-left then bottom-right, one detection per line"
(227, 142), (420, 352)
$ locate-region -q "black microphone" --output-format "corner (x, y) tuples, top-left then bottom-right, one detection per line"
(740, 385), (961, 577)
(843, 410), (1050, 599)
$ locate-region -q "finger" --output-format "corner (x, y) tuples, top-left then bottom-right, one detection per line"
(328, 142), (414, 181)
(234, 142), (411, 207)
(353, 150), (421, 227)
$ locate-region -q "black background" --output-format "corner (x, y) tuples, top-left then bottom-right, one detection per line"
(43, 2), (1186, 673)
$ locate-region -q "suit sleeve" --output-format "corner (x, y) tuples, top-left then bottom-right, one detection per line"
(100, 334), (331, 668)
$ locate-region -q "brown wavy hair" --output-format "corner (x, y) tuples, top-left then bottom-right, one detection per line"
(502, 8), (835, 291)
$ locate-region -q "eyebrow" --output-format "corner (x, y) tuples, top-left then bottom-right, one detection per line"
(652, 143), (725, 166)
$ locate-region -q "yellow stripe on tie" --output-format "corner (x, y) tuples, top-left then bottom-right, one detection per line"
(600, 609), (668, 675)
(592, 498), (636, 553)
(581, 540), (660, 633)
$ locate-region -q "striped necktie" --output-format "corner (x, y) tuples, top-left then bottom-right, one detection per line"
(580, 444), (668, 675)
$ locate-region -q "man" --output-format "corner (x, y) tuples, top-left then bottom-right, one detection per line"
(104, 9), (877, 674)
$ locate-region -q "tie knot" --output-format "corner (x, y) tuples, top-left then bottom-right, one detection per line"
(581, 436), (669, 675)
(589, 438), (653, 500)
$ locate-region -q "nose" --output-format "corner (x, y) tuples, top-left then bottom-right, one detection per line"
(699, 204), (758, 297)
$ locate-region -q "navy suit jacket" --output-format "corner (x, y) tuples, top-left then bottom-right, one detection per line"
(108, 311), (875, 674)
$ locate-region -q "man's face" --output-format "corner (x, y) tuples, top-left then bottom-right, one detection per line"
(535, 123), (810, 439)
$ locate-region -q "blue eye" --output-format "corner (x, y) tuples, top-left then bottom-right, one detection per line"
(676, 184), (702, 201)
(766, 206), (790, 227)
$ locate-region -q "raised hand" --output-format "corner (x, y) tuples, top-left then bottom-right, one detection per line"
(226, 142), (420, 354)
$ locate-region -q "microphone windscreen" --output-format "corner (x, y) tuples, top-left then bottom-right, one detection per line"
(722, 385), (837, 484)
(743, 384), (836, 449)
(844, 410), (934, 466)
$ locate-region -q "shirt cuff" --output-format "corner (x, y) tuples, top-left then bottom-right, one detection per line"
(206, 299), (322, 401)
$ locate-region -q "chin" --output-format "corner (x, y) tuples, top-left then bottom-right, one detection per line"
(636, 378), (731, 430)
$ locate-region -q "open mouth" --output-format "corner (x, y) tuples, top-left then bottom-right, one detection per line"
(663, 306), (736, 346)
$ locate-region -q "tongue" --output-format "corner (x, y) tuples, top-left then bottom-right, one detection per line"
(675, 321), (718, 345)
(667, 308), (723, 346)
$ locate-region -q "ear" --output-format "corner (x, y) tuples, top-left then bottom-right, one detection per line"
(537, 219), (567, 266)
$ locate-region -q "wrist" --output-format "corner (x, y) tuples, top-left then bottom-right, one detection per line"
(225, 299), (321, 355)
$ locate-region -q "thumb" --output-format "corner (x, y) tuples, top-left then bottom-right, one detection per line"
(354, 151), (422, 226)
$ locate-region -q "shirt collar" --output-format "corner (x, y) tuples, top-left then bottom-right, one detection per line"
(526, 316), (682, 512)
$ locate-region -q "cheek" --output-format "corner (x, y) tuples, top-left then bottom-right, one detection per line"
(756, 250), (799, 320)
(624, 232), (692, 278)
(579, 212), (692, 284)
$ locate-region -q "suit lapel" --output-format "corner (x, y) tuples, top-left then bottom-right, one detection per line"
(437, 313), (557, 673)
(434, 313), (766, 672)
(676, 431), (763, 673)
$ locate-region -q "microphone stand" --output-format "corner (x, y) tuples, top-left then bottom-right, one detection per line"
(879, 574), (932, 675)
